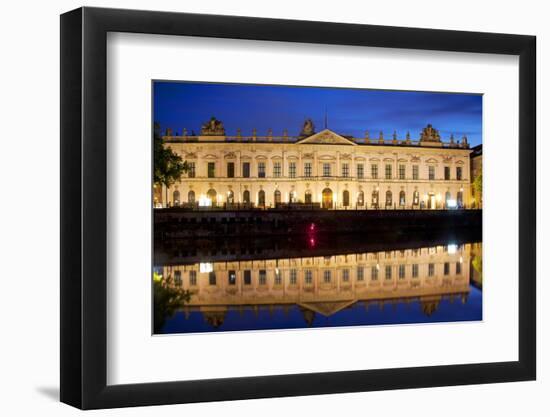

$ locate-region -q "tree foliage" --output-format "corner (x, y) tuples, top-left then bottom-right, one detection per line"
(153, 122), (188, 188)
(473, 173), (482, 195)
(153, 273), (192, 333)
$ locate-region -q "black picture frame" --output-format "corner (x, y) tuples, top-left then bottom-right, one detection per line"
(60, 6), (536, 410)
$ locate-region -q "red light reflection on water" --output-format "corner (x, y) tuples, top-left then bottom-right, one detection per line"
(308, 223), (317, 248)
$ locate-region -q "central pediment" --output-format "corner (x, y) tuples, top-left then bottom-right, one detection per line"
(295, 129), (357, 146)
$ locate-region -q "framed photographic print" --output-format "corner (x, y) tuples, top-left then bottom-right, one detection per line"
(60, 6), (536, 409)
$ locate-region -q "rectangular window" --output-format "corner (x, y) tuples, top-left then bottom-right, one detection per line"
(189, 270), (197, 286)
(412, 264), (419, 278)
(243, 270), (251, 285)
(242, 162), (250, 178)
(398, 264), (406, 279)
(342, 163), (349, 178)
(274, 271), (282, 285)
(289, 162), (296, 178)
(228, 270), (236, 285)
(357, 164), (364, 179)
(371, 266), (379, 281)
(188, 162), (196, 178)
(305, 270), (312, 284)
(227, 162), (235, 178)
(357, 266), (364, 281)
(304, 162), (312, 177)
(399, 164), (406, 180)
(444, 166), (451, 180)
(456, 262), (462, 274)
(371, 164), (378, 179)
(258, 162), (266, 178)
(428, 263), (435, 276)
(290, 269), (297, 285)
(323, 163), (331, 177)
(174, 270), (182, 286)
(385, 265), (392, 280)
(273, 161), (281, 178)
(428, 166), (435, 180)
(207, 162), (215, 178)
(412, 165), (419, 180)
(323, 270), (331, 283)
(209, 271), (216, 286)
(456, 166), (463, 180)
(385, 164), (392, 179)
(444, 262), (450, 275)
(342, 269), (350, 282)
(259, 270), (267, 285)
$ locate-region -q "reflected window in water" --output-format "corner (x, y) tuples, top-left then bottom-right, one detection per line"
(385, 265), (392, 280)
(243, 270), (251, 285)
(357, 266), (364, 281)
(444, 262), (450, 275)
(323, 270), (331, 283)
(412, 264), (419, 278)
(259, 270), (267, 285)
(290, 269), (297, 285)
(228, 270), (236, 285)
(399, 264), (406, 279)
(428, 263), (435, 276)
(209, 271), (216, 285)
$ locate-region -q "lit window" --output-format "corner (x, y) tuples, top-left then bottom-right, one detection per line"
(228, 270), (236, 285)
(305, 270), (312, 284)
(274, 270), (282, 285)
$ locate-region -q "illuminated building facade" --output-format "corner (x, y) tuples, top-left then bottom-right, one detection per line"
(161, 242), (473, 326)
(158, 118), (473, 210)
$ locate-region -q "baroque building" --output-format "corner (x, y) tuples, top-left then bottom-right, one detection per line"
(158, 117), (473, 210)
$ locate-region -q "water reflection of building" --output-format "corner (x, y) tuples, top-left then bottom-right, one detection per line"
(158, 118), (473, 209)
(161, 243), (475, 327)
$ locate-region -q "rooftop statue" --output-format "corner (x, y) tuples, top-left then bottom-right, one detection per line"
(420, 124), (441, 142)
(201, 116), (225, 136)
(300, 118), (315, 137)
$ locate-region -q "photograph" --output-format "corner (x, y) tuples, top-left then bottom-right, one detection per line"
(152, 81), (483, 334)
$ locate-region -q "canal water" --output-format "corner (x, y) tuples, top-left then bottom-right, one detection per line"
(154, 234), (482, 334)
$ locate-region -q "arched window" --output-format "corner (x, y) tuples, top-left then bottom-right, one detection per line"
(187, 190), (195, 203)
(413, 190), (420, 206)
(227, 190), (234, 204)
(399, 190), (406, 206)
(305, 190), (312, 204)
(207, 189), (217, 206)
(357, 191), (365, 206)
(172, 190), (180, 206)
(322, 188), (333, 209)
(289, 190), (297, 203)
(243, 190), (250, 204)
(445, 191), (451, 207)
(385, 190), (393, 207)
(258, 190), (266, 207)
(457, 191), (463, 207)
(274, 190), (282, 205)
(371, 190), (379, 208)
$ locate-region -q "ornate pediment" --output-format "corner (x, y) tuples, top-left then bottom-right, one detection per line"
(295, 129), (357, 146)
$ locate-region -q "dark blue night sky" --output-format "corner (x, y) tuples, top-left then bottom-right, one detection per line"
(153, 81), (483, 146)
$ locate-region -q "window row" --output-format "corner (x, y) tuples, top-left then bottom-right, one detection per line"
(171, 262), (463, 286)
(187, 161), (464, 180)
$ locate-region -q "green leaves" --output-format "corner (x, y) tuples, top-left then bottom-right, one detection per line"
(153, 122), (187, 188)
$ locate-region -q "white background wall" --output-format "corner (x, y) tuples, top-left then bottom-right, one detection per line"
(0, 0), (545, 415)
